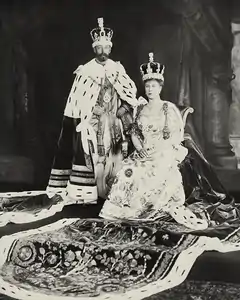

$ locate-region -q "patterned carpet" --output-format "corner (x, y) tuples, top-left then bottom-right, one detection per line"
(0, 281), (239, 300)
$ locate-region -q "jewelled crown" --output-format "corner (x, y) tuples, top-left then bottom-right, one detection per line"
(90, 17), (113, 48)
(140, 53), (165, 82)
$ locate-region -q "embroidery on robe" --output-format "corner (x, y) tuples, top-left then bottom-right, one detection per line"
(0, 218), (240, 300)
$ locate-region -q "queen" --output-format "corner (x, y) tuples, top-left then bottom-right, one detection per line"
(99, 53), (208, 230)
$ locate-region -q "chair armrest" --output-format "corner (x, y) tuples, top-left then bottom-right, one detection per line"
(179, 106), (194, 127)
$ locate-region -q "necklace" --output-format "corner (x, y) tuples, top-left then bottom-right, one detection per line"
(142, 101), (170, 139)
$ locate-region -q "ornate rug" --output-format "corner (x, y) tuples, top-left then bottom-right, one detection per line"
(0, 280), (240, 300)
(0, 218), (240, 300)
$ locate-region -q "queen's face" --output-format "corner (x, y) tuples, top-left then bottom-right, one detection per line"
(144, 79), (163, 101)
(94, 45), (112, 62)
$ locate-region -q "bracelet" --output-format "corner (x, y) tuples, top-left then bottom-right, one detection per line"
(136, 146), (143, 152)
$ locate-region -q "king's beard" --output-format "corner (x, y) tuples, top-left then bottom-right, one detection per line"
(96, 53), (109, 63)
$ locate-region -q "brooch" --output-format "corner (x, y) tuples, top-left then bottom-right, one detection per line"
(125, 168), (133, 177)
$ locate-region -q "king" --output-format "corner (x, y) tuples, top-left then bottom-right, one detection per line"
(46, 17), (138, 204)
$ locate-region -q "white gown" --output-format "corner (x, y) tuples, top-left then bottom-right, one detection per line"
(99, 100), (208, 230)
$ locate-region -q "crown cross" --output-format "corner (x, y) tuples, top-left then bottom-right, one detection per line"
(98, 17), (104, 29)
(149, 52), (154, 63)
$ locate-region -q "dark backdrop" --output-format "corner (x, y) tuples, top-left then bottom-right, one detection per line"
(0, 0), (183, 188)
(3, 0), (239, 188)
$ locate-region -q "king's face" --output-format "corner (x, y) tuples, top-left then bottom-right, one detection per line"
(94, 45), (112, 62)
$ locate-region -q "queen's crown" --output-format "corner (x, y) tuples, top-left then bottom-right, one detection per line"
(140, 53), (165, 81)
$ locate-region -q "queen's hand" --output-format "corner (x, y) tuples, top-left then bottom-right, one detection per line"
(138, 96), (148, 106)
(137, 147), (149, 158)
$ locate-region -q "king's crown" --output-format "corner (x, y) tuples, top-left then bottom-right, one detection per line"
(90, 17), (113, 48)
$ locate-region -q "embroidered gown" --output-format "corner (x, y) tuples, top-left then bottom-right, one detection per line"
(100, 100), (208, 230)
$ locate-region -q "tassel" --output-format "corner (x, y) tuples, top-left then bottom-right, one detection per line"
(103, 156), (114, 196)
(122, 140), (128, 158)
(103, 152), (123, 196)
(95, 160), (105, 199)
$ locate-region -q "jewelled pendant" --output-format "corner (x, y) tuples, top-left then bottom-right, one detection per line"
(163, 126), (170, 140)
(162, 102), (170, 139)
(103, 92), (111, 103)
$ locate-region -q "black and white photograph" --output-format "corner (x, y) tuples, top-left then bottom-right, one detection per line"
(0, 0), (240, 299)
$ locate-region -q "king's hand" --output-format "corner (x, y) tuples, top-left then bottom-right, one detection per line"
(93, 105), (104, 116)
